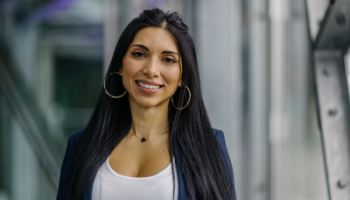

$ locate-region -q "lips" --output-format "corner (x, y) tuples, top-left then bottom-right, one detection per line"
(136, 80), (163, 94)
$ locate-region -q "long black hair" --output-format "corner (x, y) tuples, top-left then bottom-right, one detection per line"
(67, 8), (236, 200)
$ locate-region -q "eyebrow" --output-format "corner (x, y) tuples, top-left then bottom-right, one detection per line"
(131, 44), (179, 55)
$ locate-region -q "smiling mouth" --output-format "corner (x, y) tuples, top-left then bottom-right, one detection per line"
(136, 81), (163, 89)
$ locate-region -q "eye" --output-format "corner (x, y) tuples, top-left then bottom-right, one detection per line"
(131, 52), (144, 57)
(163, 57), (177, 64)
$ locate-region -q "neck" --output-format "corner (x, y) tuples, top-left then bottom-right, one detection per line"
(128, 96), (169, 137)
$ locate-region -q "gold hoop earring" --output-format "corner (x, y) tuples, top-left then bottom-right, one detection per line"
(171, 86), (191, 110)
(104, 72), (127, 99)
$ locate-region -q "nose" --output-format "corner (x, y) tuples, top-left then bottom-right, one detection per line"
(142, 56), (160, 78)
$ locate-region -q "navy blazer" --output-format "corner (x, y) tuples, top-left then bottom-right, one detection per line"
(57, 129), (236, 200)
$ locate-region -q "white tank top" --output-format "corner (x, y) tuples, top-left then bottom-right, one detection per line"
(91, 156), (178, 200)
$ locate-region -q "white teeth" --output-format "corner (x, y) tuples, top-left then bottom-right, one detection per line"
(137, 81), (161, 89)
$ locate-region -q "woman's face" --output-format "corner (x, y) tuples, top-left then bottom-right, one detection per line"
(120, 27), (182, 108)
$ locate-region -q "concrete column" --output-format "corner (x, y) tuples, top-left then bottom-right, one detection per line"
(195, 0), (243, 198)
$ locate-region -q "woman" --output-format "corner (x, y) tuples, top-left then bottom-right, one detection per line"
(57, 8), (236, 200)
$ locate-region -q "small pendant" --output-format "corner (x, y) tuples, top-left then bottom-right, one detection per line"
(141, 137), (146, 142)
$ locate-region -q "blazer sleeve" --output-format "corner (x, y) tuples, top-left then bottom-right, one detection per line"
(56, 130), (83, 200)
(214, 129), (237, 200)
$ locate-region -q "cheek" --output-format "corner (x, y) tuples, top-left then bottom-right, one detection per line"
(163, 67), (181, 87)
(121, 60), (140, 91)
(122, 59), (140, 78)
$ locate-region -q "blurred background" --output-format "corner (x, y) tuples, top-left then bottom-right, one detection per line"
(0, 0), (349, 200)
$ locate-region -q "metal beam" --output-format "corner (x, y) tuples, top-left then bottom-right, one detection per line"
(305, 0), (329, 41)
(314, 0), (350, 53)
(314, 50), (350, 200)
(306, 0), (350, 199)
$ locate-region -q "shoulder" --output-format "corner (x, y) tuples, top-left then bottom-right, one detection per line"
(66, 129), (84, 152)
(56, 129), (84, 199)
(211, 128), (231, 167)
(62, 129), (85, 166)
(62, 128), (85, 165)
(69, 128), (84, 143)
(212, 128), (224, 137)
(212, 128), (236, 200)
(212, 128), (227, 148)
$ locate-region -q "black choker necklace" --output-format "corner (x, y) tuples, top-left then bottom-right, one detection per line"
(129, 125), (169, 143)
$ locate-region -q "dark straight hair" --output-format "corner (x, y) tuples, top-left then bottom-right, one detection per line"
(67, 8), (236, 200)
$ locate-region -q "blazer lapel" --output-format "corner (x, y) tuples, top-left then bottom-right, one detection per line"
(84, 171), (97, 200)
(173, 140), (191, 200)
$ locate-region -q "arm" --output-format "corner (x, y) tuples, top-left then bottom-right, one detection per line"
(56, 130), (83, 200)
(214, 129), (237, 200)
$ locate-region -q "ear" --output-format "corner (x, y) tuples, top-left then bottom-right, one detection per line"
(177, 76), (182, 87)
(178, 58), (183, 87)
(119, 67), (123, 76)
(177, 60), (182, 87)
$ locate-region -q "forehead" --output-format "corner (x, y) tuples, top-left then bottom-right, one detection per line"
(130, 27), (179, 52)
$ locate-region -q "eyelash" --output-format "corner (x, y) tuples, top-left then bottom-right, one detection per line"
(131, 52), (144, 57)
(163, 57), (177, 64)
(131, 51), (177, 64)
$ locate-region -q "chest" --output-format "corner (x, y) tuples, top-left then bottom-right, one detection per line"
(108, 134), (172, 177)
(91, 156), (178, 200)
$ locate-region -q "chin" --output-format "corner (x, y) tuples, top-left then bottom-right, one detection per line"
(133, 98), (158, 107)
(133, 97), (169, 108)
